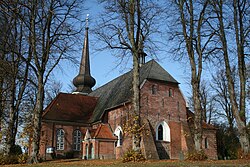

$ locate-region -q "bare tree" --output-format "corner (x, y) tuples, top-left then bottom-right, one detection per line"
(187, 80), (216, 124)
(95, 0), (164, 152)
(14, 0), (85, 163)
(0, 0), (32, 155)
(210, 0), (250, 155)
(168, 0), (215, 151)
(45, 80), (63, 106)
(211, 69), (235, 131)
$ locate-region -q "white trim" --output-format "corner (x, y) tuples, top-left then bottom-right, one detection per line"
(84, 129), (91, 141)
(156, 121), (171, 142)
(114, 126), (123, 147)
(56, 129), (65, 150)
(139, 79), (147, 89)
(178, 85), (189, 107)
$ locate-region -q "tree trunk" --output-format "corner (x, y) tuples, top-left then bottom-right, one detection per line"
(132, 51), (141, 152)
(192, 81), (202, 151)
(233, 0), (249, 155)
(176, 0), (208, 151)
(29, 76), (44, 163)
(213, 0), (249, 155)
(5, 74), (17, 155)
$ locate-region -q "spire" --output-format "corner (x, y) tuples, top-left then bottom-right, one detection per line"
(73, 14), (96, 94)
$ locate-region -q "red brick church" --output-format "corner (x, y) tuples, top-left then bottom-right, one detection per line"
(39, 25), (217, 160)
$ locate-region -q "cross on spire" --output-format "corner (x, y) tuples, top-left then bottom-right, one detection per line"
(73, 14), (96, 94)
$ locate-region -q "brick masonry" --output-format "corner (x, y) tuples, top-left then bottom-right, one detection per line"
(39, 79), (217, 160)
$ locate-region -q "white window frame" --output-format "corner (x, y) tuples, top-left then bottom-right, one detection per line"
(56, 129), (65, 150)
(156, 121), (171, 142)
(114, 126), (123, 147)
(73, 130), (82, 151)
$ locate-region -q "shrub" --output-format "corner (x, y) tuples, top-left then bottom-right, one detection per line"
(185, 150), (208, 161)
(0, 153), (28, 165)
(10, 145), (22, 155)
(122, 149), (145, 162)
(18, 153), (29, 164)
(0, 153), (18, 165)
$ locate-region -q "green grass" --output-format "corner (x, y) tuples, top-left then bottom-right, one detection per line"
(2, 159), (250, 167)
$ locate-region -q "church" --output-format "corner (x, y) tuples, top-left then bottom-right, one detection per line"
(39, 25), (218, 160)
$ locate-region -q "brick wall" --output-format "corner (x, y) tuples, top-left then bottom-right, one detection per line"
(107, 80), (188, 159)
(39, 122), (88, 159)
(203, 129), (218, 159)
(82, 140), (115, 159)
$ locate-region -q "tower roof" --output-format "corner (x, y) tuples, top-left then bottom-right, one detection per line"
(73, 21), (96, 94)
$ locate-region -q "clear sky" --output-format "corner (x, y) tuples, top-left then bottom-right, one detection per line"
(53, 0), (192, 99)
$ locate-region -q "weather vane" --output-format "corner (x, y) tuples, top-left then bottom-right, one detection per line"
(86, 14), (89, 28)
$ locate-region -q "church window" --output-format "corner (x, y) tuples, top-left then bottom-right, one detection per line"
(56, 129), (64, 150)
(204, 137), (209, 149)
(169, 88), (173, 97)
(156, 121), (171, 142)
(152, 85), (157, 95)
(73, 130), (82, 151)
(114, 126), (123, 147)
(158, 125), (163, 140)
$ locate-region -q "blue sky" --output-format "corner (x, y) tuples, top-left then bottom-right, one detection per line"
(53, 0), (192, 98)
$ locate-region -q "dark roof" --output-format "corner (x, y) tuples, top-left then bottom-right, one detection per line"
(89, 59), (178, 123)
(42, 93), (98, 124)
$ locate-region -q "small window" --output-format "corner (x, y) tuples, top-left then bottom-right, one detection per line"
(177, 101), (180, 112)
(73, 130), (82, 151)
(56, 129), (65, 150)
(205, 137), (209, 149)
(152, 85), (157, 95)
(169, 88), (173, 97)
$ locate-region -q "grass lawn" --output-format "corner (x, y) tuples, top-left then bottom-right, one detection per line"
(2, 159), (250, 167)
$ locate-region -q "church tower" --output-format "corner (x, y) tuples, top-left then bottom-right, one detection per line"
(73, 15), (96, 94)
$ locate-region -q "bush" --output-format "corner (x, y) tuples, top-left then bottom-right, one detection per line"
(122, 149), (145, 162)
(10, 145), (22, 155)
(0, 153), (28, 165)
(0, 153), (18, 165)
(185, 150), (208, 161)
(18, 153), (29, 164)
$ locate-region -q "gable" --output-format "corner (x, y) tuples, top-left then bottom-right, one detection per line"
(89, 59), (179, 123)
(42, 93), (98, 123)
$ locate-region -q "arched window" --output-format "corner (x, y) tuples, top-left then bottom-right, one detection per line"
(114, 126), (123, 147)
(158, 125), (163, 140)
(204, 137), (209, 149)
(156, 121), (170, 142)
(152, 85), (157, 95)
(73, 130), (82, 151)
(169, 88), (173, 97)
(56, 129), (64, 150)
